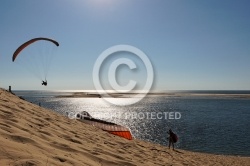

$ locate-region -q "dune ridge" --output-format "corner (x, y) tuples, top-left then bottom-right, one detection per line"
(0, 88), (249, 166)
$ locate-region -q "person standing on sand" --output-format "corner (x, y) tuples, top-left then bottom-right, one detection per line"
(168, 129), (178, 150)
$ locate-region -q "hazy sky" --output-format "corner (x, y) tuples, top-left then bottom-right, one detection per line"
(0, 0), (250, 91)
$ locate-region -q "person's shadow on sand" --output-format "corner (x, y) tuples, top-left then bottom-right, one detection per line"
(173, 149), (184, 154)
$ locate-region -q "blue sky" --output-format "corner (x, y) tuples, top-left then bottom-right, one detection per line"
(0, 0), (250, 90)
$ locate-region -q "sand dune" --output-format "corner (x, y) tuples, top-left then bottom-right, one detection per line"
(0, 88), (249, 166)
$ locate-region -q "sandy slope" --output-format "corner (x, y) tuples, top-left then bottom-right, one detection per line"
(0, 88), (249, 166)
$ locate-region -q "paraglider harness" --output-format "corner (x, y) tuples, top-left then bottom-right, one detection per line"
(172, 133), (178, 143)
(42, 80), (47, 86)
(168, 129), (178, 143)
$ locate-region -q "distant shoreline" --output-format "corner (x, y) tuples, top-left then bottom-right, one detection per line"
(55, 91), (250, 99)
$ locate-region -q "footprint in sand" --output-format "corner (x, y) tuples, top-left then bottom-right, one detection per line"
(4, 134), (37, 144)
(0, 109), (14, 115)
(13, 160), (41, 166)
(0, 124), (13, 133)
(49, 141), (78, 152)
(53, 156), (67, 163)
(59, 134), (83, 145)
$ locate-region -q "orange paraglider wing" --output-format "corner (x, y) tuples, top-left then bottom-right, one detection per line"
(81, 118), (133, 140)
(12, 37), (59, 62)
(76, 112), (133, 140)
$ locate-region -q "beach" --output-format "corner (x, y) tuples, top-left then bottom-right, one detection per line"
(0, 88), (250, 166)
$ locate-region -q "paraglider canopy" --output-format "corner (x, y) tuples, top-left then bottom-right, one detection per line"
(12, 37), (59, 62)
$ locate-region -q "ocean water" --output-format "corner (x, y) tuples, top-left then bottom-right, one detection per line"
(14, 90), (250, 156)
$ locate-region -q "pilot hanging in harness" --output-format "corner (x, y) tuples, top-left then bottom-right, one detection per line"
(42, 80), (47, 86)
